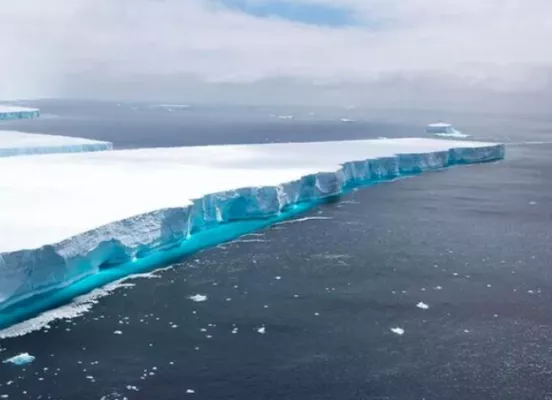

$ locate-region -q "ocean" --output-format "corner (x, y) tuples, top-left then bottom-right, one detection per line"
(0, 100), (551, 400)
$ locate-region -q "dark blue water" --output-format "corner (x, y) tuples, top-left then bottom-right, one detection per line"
(1, 101), (552, 400)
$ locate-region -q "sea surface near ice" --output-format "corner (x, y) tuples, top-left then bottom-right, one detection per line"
(1, 101), (552, 400)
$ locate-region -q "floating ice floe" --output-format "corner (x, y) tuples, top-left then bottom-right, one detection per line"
(390, 327), (405, 335)
(3, 353), (35, 366)
(189, 294), (208, 303)
(416, 302), (429, 310)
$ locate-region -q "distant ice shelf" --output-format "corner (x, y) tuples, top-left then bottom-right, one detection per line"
(0, 138), (504, 327)
(0, 105), (40, 121)
(0, 131), (113, 157)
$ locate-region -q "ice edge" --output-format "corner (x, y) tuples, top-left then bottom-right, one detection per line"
(0, 108), (40, 121)
(0, 143), (505, 322)
(0, 141), (114, 158)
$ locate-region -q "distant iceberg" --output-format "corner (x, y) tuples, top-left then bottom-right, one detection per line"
(0, 106), (40, 121)
(150, 104), (191, 110)
(0, 131), (113, 158)
(426, 122), (469, 139)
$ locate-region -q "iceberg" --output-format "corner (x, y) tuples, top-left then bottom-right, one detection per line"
(0, 131), (113, 157)
(0, 106), (40, 121)
(3, 353), (35, 366)
(0, 138), (504, 328)
(426, 122), (469, 139)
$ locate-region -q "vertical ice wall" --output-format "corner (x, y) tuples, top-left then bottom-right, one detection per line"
(0, 106), (40, 120)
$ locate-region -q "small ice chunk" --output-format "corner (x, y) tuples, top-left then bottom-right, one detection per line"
(275, 276), (282, 280)
(126, 385), (139, 391)
(416, 302), (429, 310)
(113, 330), (123, 335)
(232, 328), (238, 334)
(390, 327), (404, 335)
(257, 327), (266, 334)
(189, 294), (207, 302)
(3, 353), (35, 366)
(186, 389), (195, 394)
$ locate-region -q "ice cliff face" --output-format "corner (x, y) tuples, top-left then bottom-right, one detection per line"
(0, 131), (113, 158)
(0, 141), (113, 158)
(0, 106), (40, 121)
(0, 142), (505, 314)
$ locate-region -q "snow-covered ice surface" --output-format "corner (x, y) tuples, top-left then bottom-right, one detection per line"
(0, 138), (504, 323)
(0, 106), (40, 121)
(0, 131), (113, 157)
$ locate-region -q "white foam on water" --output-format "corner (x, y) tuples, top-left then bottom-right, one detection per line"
(276, 216), (333, 226)
(0, 281), (134, 339)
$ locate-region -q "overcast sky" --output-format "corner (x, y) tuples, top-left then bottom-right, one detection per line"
(1, 0), (551, 111)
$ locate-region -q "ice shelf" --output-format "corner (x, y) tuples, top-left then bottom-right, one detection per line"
(0, 106), (40, 121)
(0, 131), (113, 157)
(0, 138), (504, 314)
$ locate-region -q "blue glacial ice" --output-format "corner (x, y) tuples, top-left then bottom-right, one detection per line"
(0, 106), (40, 121)
(3, 353), (35, 366)
(0, 138), (504, 330)
(0, 131), (113, 157)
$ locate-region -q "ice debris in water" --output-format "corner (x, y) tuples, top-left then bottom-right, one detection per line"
(416, 302), (429, 310)
(390, 327), (405, 335)
(189, 294), (207, 302)
(257, 326), (266, 334)
(113, 330), (123, 335)
(3, 353), (35, 366)
(186, 389), (196, 394)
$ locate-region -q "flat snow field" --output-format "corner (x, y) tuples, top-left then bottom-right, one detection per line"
(0, 138), (502, 253)
(0, 131), (113, 157)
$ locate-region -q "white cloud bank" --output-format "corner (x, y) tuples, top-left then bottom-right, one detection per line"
(1, 0), (551, 111)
